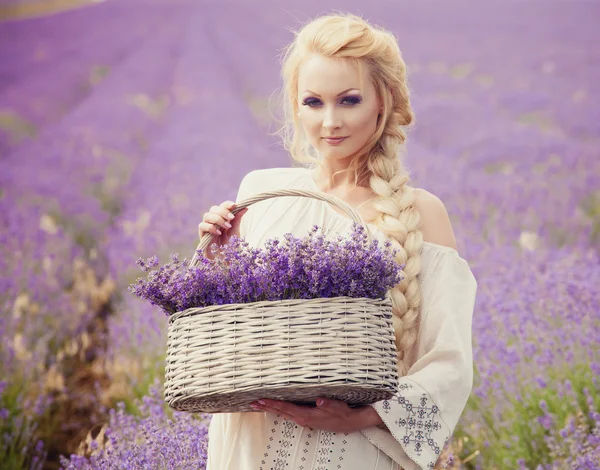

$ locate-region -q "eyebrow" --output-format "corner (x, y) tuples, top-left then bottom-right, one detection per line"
(302, 88), (360, 97)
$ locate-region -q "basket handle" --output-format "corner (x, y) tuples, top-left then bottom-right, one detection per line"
(190, 188), (375, 266)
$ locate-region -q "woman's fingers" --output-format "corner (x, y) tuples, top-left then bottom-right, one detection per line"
(205, 210), (232, 231)
(214, 202), (236, 220)
(198, 220), (222, 237)
(219, 200), (236, 211)
(198, 200), (247, 242)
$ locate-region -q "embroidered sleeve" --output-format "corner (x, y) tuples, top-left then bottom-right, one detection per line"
(361, 247), (478, 470)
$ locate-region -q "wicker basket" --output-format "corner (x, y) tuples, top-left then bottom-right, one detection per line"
(165, 189), (399, 413)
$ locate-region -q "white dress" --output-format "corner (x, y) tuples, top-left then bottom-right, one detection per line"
(206, 167), (478, 470)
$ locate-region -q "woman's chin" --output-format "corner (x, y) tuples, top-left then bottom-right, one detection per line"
(320, 145), (355, 159)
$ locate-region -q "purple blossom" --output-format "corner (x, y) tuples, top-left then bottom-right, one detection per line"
(58, 380), (209, 469)
(129, 224), (404, 315)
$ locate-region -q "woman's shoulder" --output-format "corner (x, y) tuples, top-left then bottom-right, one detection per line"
(236, 167), (307, 203)
(241, 167), (305, 190)
(412, 187), (458, 253)
(413, 189), (476, 290)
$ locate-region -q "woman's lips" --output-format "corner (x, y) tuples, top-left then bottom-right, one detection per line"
(323, 137), (347, 145)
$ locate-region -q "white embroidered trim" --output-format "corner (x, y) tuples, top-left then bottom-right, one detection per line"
(369, 378), (451, 470)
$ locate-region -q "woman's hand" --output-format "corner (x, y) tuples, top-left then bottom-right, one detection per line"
(249, 397), (382, 433)
(198, 200), (248, 259)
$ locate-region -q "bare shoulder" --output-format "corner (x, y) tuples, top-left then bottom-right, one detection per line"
(412, 187), (458, 251)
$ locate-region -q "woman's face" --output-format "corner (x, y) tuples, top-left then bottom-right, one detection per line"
(297, 53), (382, 164)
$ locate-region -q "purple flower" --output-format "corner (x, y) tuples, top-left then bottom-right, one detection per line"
(58, 380), (209, 469)
(129, 223), (404, 315)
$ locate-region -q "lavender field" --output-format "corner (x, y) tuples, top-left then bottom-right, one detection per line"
(1, 0), (599, 469)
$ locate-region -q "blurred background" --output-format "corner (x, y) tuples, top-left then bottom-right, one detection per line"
(1, 0), (599, 469)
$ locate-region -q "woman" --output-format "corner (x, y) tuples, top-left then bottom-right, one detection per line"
(198, 12), (477, 470)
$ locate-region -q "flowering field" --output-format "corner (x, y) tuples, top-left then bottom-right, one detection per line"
(1, 0), (599, 469)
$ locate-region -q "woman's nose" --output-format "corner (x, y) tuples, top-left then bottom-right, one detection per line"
(322, 106), (342, 131)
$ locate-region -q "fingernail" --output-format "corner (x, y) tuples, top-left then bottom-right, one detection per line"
(258, 400), (266, 405)
(225, 222), (232, 228)
(216, 229), (222, 235)
(317, 399), (324, 406)
(227, 213), (235, 220)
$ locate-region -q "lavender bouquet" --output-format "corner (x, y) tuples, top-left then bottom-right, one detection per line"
(129, 223), (405, 316)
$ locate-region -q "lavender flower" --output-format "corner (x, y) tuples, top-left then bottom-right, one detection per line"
(58, 380), (209, 470)
(129, 223), (405, 315)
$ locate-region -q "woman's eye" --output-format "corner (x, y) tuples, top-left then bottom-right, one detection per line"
(301, 96), (362, 107)
(302, 98), (321, 107)
(342, 96), (362, 105)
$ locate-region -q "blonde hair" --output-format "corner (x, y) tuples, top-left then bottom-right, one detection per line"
(276, 12), (423, 376)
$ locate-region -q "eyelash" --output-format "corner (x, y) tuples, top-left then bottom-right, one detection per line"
(302, 96), (362, 107)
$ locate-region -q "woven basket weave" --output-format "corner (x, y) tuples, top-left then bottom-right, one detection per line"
(165, 189), (399, 413)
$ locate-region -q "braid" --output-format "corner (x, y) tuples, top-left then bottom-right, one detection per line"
(367, 136), (423, 377)
(369, 57), (423, 376)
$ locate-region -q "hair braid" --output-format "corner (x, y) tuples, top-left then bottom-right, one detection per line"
(367, 133), (423, 376)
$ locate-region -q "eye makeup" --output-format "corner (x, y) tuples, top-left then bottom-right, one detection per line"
(301, 95), (362, 107)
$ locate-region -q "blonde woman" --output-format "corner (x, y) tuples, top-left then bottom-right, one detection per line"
(198, 12), (477, 470)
